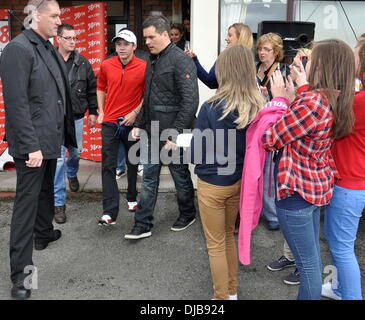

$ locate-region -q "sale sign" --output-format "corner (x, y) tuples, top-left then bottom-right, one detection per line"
(59, 2), (107, 162)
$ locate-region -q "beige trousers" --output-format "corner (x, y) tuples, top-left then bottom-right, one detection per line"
(197, 178), (241, 300)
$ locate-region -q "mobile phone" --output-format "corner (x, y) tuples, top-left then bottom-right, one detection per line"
(300, 56), (308, 69)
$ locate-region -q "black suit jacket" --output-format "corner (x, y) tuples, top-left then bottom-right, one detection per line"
(0, 29), (76, 159)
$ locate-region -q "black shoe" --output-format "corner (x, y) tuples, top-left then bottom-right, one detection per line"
(11, 284), (31, 300)
(68, 176), (79, 192)
(171, 216), (196, 232)
(283, 268), (300, 285)
(124, 225), (151, 240)
(34, 229), (62, 250)
(267, 255), (295, 271)
(267, 221), (280, 230)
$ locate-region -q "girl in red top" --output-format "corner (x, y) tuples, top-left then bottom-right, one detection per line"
(262, 39), (355, 300)
(322, 40), (365, 300)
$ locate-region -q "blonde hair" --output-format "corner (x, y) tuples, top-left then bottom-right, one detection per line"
(296, 47), (312, 58)
(229, 23), (253, 49)
(308, 39), (355, 139)
(256, 33), (284, 62)
(208, 45), (265, 129)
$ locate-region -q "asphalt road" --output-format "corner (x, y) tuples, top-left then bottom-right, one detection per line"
(0, 193), (364, 300)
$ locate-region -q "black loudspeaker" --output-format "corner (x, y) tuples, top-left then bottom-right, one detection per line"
(257, 21), (316, 57)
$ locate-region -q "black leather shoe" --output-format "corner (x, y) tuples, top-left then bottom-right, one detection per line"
(34, 229), (62, 250)
(11, 284), (31, 300)
(68, 176), (79, 192)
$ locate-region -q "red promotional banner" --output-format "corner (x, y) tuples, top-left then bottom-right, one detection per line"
(59, 2), (107, 162)
(0, 9), (10, 169)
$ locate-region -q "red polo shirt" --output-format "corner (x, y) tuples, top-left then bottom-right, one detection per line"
(97, 55), (146, 123)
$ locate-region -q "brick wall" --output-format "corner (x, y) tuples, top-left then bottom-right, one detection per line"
(142, 0), (173, 22)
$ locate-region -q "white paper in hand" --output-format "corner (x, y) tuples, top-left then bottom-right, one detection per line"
(176, 133), (193, 148)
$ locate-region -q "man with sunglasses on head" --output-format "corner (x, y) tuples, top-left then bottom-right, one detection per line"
(0, 0), (76, 299)
(53, 23), (97, 224)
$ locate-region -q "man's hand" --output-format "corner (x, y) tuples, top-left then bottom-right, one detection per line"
(97, 111), (104, 124)
(164, 140), (178, 151)
(131, 127), (140, 140)
(88, 114), (97, 128)
(121, 110), (137, 126)
(26, 150), (43, 168)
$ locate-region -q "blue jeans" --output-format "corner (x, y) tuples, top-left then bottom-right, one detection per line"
(54, 117), (84, 206)
(134, 146), (196, 229)
(277, 204), (322, 300)
(261, 153), (278, 223)
(324, 185), (365, 300)
(117, 142), (126, 172)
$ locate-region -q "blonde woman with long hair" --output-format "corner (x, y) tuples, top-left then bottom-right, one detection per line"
(186, 23), (253, 89)
(189, 45), (265, 300)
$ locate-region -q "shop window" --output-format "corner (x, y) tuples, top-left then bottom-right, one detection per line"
(293, 0), (363, 48)
(220, 0), (288, 52)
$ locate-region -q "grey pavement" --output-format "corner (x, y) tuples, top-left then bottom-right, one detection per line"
(0, 161), (364, 300)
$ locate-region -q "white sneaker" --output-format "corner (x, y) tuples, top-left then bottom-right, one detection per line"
(137, 164), (143, 177)
(229, 294), (238, 300)
(321, 282), (342, 300)
(116, 169), (126, 180)
(128, 202), (138, 212)
(98, 215), (116, 226)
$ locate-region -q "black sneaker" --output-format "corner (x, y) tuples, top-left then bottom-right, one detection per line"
(283, 268), (300, 285)
(171, 216), (196, 232)
(267, 255), (296, 271)
(124, 225), (151, 240)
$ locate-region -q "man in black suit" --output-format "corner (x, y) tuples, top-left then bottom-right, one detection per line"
(0, 0), (76, 299)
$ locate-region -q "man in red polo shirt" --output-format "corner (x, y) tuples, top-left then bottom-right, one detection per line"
(97, 29), (146, 225)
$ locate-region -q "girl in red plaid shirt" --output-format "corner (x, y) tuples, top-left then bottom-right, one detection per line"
(262, 39), (355, 300)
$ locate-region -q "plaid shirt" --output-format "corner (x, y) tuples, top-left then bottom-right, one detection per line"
(262, 89), (338, 206)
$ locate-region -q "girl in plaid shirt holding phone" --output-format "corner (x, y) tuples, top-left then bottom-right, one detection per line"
(262, 39), (355, 300)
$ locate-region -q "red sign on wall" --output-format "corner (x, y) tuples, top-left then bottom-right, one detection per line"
(59, 2), (107, 162)
(0, 10), (9, 165)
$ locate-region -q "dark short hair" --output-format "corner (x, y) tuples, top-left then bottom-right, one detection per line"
(170, 23), (184, 34)
(57, 23), (74, 36)
(142, 15), (170, 34)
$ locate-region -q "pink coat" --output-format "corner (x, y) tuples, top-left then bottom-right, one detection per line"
(238, 98), (288, 265)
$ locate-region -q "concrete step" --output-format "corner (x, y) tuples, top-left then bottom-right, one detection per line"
(0, 160), (197, 193)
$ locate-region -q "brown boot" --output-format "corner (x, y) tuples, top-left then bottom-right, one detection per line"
(54, 205), (66, 224)
(68, 176), (79, 192)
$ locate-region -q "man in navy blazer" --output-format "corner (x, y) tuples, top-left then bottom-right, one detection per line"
(0, 0), (76, 299)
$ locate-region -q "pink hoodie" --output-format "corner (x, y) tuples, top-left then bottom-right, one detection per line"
(238, 98), (288, 265)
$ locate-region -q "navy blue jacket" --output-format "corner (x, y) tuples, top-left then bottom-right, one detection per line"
(192, 56), (218, 89)
(189, 101), (246, 186)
